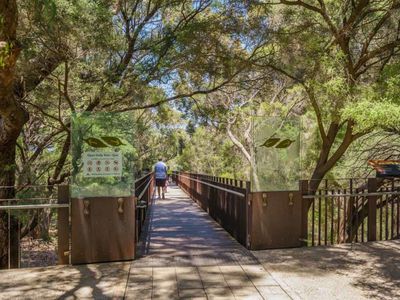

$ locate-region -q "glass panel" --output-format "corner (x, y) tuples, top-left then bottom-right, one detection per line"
(252, 116), (301, 192)
(71, 112), (136, 198)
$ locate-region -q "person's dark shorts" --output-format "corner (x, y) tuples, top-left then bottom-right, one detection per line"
(156, 178), (166, 187)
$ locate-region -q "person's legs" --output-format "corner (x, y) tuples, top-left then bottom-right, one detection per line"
(156, 179), (162, 198)
(160, 179), (166, 199)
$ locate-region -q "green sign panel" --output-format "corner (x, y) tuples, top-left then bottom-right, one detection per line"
(252, 116), (301, 192)
(71, 112), (136, 198)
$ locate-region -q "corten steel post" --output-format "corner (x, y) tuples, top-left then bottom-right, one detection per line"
(57, 185), (70, 265)
(8, 207), (20, 269)
(71, 192), (136, 264)
(300, 180), (310, 247)
(245, 181), (251, 249)
(249, 190), (303, 250)
(367, 178), (377, 242)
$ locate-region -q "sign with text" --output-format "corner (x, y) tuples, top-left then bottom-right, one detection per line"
(83, 152), (123, 177)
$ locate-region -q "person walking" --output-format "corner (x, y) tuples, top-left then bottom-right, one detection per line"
(154, 158), (168, 199)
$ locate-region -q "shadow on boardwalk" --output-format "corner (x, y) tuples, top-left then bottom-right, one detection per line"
(134, 185), (259, 267)
(1, 184), (398, 299)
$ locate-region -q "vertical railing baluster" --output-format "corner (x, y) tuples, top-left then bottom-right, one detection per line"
(324, 184), (328, 245)
(386, 188), (389, 240)
(331, 189), (334, 245)
(350, 179), (354, 243)
(360, 190), (364, 243)
(318, 190), (322, 246)
(337, 191), (341, 244)
(380, 193), (383, 241)
(397, 190), (400, 239)
(312, 196), (315, 246)
(355, 188), (359, 243)
(391, 180), (395, 239)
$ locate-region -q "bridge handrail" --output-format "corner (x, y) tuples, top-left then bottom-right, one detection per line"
(303, 190), (400, 199)
(0, 203), (70, 210)
(137, 175), (154, 201)
(177, 173), (246, 198)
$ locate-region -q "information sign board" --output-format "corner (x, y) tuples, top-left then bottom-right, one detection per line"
(83, 152), (122, 177)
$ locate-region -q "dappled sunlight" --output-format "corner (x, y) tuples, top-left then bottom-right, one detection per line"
(126, 185), (291, 299)
(253, 241), (400, 299)
(5, 185), (398, 299)
(134, 185), (258, 268)
(125, 264), (289, 299)
(0, 262), (130, 299)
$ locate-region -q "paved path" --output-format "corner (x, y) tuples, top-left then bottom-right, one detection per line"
(253, 240), (400, 300)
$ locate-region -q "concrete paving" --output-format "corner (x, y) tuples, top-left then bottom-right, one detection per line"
(1, 185), (399, 299)
(253, 240), (400, 300)
(0, 262), (131, 299)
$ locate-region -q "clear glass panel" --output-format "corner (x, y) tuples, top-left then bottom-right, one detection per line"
(71, 112), (136, 198)
(251, 116), (301, 192)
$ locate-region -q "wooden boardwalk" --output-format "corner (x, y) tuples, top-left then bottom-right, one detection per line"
(2, 185), (399, 299)
(0, 185), (293, 300)
(126, 185), (292, 299)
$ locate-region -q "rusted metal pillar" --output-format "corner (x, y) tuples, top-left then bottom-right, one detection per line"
(300, 180), (309, 247)
(57, 185), (70, 265)
(8, 215), (20, 269)
(245, 181), (252, 249)
(367, 178), (377, 242)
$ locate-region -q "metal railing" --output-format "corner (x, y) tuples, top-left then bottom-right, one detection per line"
(135, 172), (155, 241)
(301, 178), (400, 246)
(174, 172), (250, 247)
(0, 185), (68, 269)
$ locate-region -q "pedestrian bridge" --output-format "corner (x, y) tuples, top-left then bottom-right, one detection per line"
(1, 182), (400, 299)
(0, 185), (292, 299)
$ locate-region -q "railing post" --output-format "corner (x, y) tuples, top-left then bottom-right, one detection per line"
(57, 185), (70, 265)
(367, 178), (377, 242)
(245, 181), (251, 249)
(8, 213), (20, 269)
(300, 180), (309, 247)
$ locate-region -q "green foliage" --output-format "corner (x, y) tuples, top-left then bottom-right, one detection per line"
(0, 41), (12, 68)
(8, 0), (400, 190)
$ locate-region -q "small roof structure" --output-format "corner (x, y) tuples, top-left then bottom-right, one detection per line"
(368, 160), (400, 177)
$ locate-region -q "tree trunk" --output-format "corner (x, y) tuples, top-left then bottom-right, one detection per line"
(0, 0), (28, 268)
(0, 142), (21, 268)
(309, 121), (356, 194)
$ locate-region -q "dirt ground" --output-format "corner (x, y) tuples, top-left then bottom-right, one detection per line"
(20, 236), (57, 268)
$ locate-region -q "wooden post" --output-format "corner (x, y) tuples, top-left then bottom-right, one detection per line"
(367, 178), (377, 242)
(57, 185), (70, 265)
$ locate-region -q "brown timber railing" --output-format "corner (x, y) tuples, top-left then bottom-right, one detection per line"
(174, 172), (250, 247)
(301, 178), (400, 246)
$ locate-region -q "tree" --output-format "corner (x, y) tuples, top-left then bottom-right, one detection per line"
(0, 0), (257, 267)
(251, 0), (400, 192)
